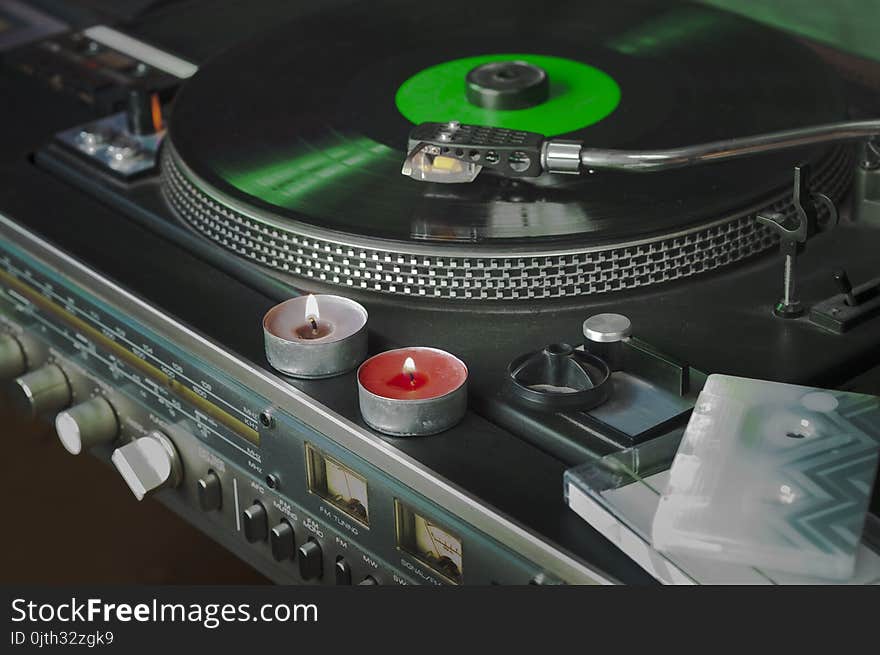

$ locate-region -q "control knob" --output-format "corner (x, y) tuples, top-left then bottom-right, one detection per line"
(298, 540), (323, 580)
(0, 333), (27, 380)
(197, 471), (223, 512)
(55, 396), (119, 455)
(270, 521), (295, 561)
(242, 502), (268, 543)
(111, 431), (182, 501)
(8, 364), (72, 419)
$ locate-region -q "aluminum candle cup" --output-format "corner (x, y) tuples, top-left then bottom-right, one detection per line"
(263, 294), (368, 379)
(357, 347), (468, 436)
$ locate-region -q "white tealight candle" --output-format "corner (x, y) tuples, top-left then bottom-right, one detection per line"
(263, 294), (368, 378)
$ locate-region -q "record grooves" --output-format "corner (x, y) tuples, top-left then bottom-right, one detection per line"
(160, 0), (854, 300)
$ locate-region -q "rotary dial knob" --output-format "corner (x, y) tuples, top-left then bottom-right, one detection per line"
(8, 364), (72, 419)
(111, 431), (182, 501)
(0, 333), (27, 380)
(55, 396), (119, 455)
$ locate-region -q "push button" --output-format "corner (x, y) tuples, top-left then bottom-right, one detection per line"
(197, 471), (222, 512)
(298, 540), (323, 580)
(334, 558), (352, 585)
(242, 502), (268, 543)
(270, 521), (295, 561)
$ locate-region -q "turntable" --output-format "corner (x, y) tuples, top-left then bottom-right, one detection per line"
(2, 0), (880, 585)
(158, 0), (856, 301)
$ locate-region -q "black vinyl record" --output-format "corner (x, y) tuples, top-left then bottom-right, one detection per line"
(167, 0), (849, 246)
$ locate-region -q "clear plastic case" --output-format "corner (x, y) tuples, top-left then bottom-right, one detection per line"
(565, 377), (880, 583)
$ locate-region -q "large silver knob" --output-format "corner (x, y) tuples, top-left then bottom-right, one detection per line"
(8, 364), (72, 419)
(111, 431), (182, 501)
(0, 333), (27, 380)
(55, 397), (119, 455)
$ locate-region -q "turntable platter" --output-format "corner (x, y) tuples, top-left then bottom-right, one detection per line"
(161, 0), (853, 300)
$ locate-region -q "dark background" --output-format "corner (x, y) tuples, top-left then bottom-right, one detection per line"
(0, 400), (267, 583)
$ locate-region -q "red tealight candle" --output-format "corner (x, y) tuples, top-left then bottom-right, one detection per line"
(386, 357), (429, 391)
(357, 347), (468, 436)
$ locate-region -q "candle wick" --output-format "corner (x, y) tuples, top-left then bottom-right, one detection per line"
(409, 372), (415, 385)
(308, 316), (318, 334)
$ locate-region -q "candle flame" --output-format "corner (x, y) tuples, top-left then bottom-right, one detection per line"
(402, 357), (416, 375)
(305, 294), (320, 321)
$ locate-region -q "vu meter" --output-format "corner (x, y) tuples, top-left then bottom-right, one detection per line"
(306, 444), (370, 525)
(395, 501), (463, 584)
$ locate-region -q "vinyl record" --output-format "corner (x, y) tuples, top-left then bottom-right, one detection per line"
(161, 0), (853, 300)
(166, 0), (847, 245)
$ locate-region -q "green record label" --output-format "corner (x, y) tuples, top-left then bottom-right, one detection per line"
(395, 53), (620, 136)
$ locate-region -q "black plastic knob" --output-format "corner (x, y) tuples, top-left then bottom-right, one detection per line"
(298, 540), (323, 580)
(270, 521), (295, 561)
(242, 502), (268, 543)
(334, 558), (352, 585)
(197, 471), (222, 512)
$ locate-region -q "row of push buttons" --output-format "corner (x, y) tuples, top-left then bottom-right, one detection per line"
(238, 500), (377, 584)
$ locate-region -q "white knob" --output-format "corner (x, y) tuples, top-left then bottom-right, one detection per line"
(55, 397), (118, 455)
(111, 431), (182, 501)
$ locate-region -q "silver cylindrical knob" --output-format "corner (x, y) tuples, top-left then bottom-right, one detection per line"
(583, 313), (632, 343)
(111, 431), (182, 501)
(0, 333), (27, 380)
(583, 313), (632, 372)
(8, 364), (72, 419)
(55, 396), (118, 455)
